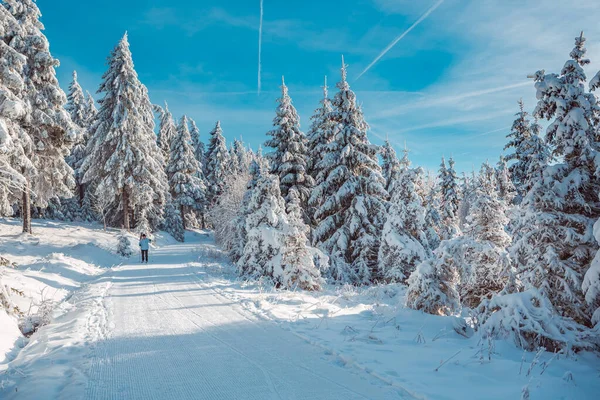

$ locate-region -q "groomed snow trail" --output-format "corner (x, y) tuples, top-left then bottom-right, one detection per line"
(84, 233), (409, 400)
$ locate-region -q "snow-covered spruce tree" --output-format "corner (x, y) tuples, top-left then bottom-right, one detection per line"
(378, 151), (429, 283)
(116, 231), (133, 257)
(459, 162), (511, 309)
(153, 102), (176, 166)
(280, 188), (323, 290)
(583, 61), (600, 328)
(166, 115), (206, 232)
(496, 156), (516, 204)
(509, 32), (600, 330)
(82, 33), (167, 231)
(204, 120), (229, 207)
(438, 156), (460, 240)
(162, 194), (184, 242)
(237, 174), (288, 283)
(380, 139), (402, 198)
(0, 6), (30, 215)
(307, 76), (334, 181)
(230, 139), (251, 175)
(311, 58), (388, 284)
(64, 70), (93, 213)
(5, 0), (76, 233)
(265, 77), (313, 208)
(189, 117), (205, 170)
(406, 241), (461, 316)
(209, 170), (252, 259)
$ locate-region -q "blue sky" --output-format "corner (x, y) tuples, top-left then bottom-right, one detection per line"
(40, 0), (600, 173)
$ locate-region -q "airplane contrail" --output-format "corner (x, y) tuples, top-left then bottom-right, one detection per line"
(258, 0), (264, 95)
(356, 0), (445, 81)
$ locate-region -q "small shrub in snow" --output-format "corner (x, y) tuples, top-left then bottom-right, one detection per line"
(477, 289), (594, 352)
(116, 232), (133, 257)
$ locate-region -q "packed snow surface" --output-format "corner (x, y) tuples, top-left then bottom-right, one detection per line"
(1, 220), (598, 399)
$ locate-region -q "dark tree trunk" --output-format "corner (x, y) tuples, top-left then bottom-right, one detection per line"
(78, 182), (85, 207)
(180, 204), (186, 230)
(22, 179), (31, 234)
(122, 188), (130, 231)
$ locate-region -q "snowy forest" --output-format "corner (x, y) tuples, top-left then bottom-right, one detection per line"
(1, 0), (600, 367)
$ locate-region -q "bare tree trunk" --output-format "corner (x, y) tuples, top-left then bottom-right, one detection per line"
(122, 188), (130, 231)
(78, 182), (85, 207)
(103, 213), (107, 231)
(22, 179), (31, 234)
(180, 205), (186, 230)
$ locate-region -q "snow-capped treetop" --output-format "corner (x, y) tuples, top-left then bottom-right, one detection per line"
(153, 101), (176, 163)
(66, 70), (87, 129)
(380, 139), (402, 197)
(167, 115), (206, 211)
(85, 91), (97, 124)
(307, 76), (335, 182)
(265, 76), (313, 204)
(189, 117), (205, 169)
(533, 32), (598, 165)
(205, 120), (229, 203)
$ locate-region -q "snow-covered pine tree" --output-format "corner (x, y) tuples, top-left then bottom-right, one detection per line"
(237, 174), (288, 283)
(116, 231), (133, 257)
(265, 77), (313, 207)
(204, 120), (229, 207)
(378, 149), (429, 283)
(0, 6), (30, 216)
(280, 188), (323, 290)
(583, 56), (600, 328)
(162, 194), (184, 242)
(307, 76), (335, 183)
(5, 0), (76, 233)
(496, 156), (516, 204)
(224, 160), (264, 264)
(406, 241), (461, 316)
(167, 115), (206, 232)
(311, 57), (388, 284)
(438, 156), (460, 240)
(510, 32), (600, 328)
(82, 33), (167, 231)
(153, 102), (176, 165)
(380, 139), (402, 198)
(189, 117), (205, 170)
(460, 162), (511, 308)
(64, 71), (92, 209)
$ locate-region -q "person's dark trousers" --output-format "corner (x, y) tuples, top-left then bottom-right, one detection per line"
(141, 250), (148, 263)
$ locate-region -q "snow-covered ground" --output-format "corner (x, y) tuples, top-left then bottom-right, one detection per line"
(1, 219), (598, 399)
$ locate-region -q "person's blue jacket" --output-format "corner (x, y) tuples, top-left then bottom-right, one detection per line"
(139, 238), (151, 251)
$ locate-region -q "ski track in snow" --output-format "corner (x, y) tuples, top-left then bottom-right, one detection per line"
(73, 233), (411, 400)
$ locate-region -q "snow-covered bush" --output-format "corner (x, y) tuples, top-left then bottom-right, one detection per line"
(116, 231), (133, 257)
(477, 289), (594, 352)
(406, 244), (460, 316)
(162, 197), (184, 242)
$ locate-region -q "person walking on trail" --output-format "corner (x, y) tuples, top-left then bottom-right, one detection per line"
(139, 234), (151, 263)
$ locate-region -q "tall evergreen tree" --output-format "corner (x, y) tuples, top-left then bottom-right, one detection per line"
(153, 102), (176, 165)
(380, 139), (402, 198)
(378, 152), (429, 283)
(307, 76), (335, 183)
(189, 117), (205, 170)
(311, 57), (388, 284)
(0, 5), (31, 216)
(167, 115), (207, 232)
(495, 155), (516, 204)
(82, 33), (167, 231)
(5, 0), (76, 233)
(265, 77), (313, 206)
(204, 120), (229, 206)
(438, 156), (460, 239)
(510, 32), (600, 327)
